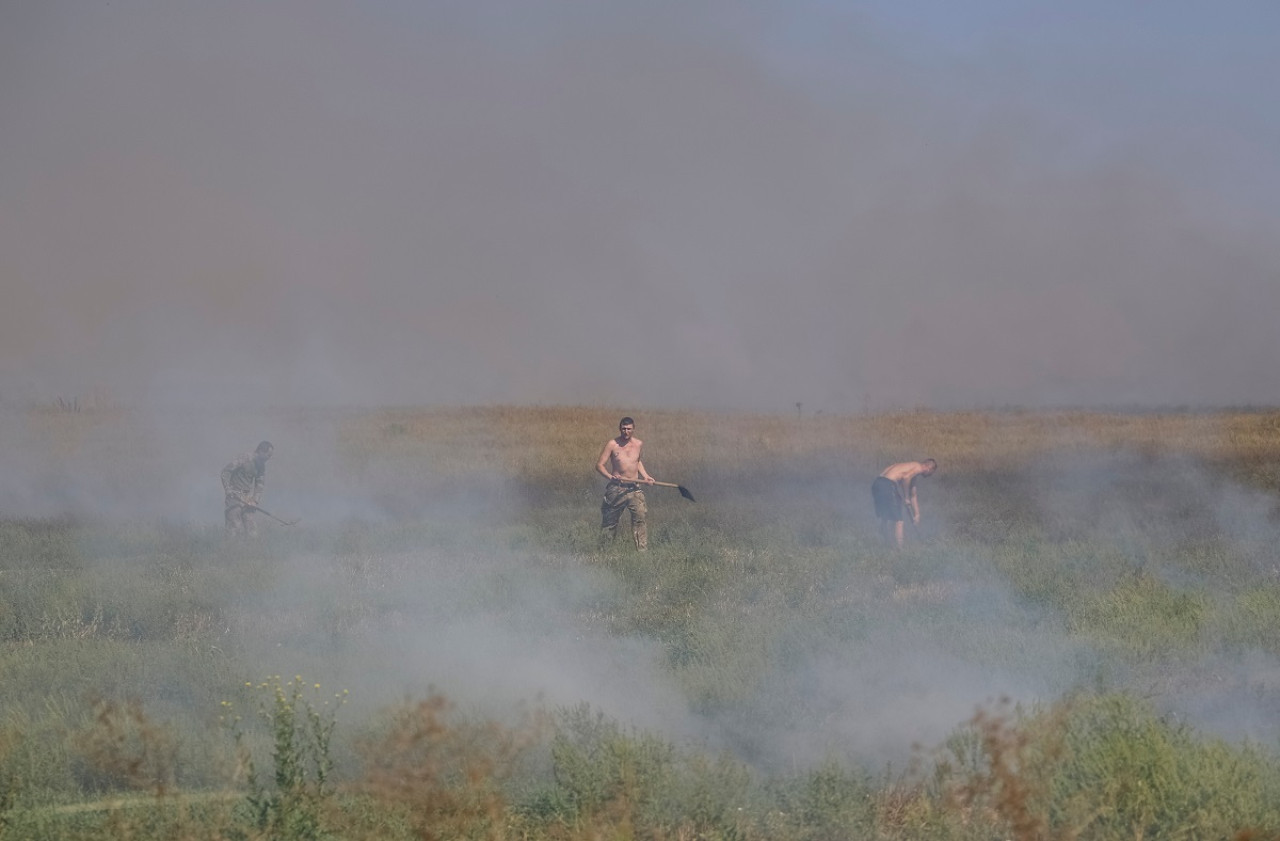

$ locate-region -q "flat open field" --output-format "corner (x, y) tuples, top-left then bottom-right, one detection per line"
(3, 404), (1280, 839)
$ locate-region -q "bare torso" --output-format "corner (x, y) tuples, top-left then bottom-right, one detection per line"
(880, 461), (926, 482)
(598, 436), (646, 481)
(880, 461), (928, 498)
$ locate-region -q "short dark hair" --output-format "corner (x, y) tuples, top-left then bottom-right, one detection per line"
(619, 417), (635, 427)
(256, 441), (274, 454)
(922, 458), (937, 470)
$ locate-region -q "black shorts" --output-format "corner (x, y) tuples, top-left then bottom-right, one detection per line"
(872, 476), (904, 521)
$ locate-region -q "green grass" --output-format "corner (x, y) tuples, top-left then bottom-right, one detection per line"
(3, 405), (1280, 838)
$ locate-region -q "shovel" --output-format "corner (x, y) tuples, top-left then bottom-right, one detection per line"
(904, 501), (923, 540)
(244, 505), (300, 526)
(645, 480), (696, 502)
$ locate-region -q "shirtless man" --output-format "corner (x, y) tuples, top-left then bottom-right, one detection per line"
(872, 459), (938, 549)
(596, 417), (655, 550)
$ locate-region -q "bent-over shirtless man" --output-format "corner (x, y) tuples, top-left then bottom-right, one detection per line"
(872, 459), (938, 549)
(596, 417), (655, 550)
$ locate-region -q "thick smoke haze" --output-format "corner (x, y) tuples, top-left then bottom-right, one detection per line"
(3, 1), (1279, 411)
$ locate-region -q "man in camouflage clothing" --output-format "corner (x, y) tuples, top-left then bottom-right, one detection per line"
(222, 441), (272, 537)
(595, 417), (655, 550)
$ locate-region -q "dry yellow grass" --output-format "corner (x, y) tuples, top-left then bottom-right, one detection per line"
(21, 402), (1280, 486)
(335, 405), (1280, 478)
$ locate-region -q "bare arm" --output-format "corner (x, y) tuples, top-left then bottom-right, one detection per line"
(637, 456), (654, 483)
(892, 477), (915, 519)
(596, 442), (617, 480)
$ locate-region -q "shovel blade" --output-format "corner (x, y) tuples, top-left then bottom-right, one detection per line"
(677, 485), (696, 502)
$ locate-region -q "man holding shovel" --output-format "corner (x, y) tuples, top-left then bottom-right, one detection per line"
(222, 441), (272, 537)
(872, 459), (937, 549)
(596, 417), (655, 551)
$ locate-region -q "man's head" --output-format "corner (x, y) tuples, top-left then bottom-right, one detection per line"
(921, 458), (938, 476)
(255, 441), (274, 464)
(618, 417), (635, 440)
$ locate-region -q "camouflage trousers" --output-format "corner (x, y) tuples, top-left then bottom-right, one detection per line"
(225, 494), (258, 537)
(600, 482), (647, 550)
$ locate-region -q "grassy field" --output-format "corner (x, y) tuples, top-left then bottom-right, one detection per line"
(3, 404), (1280, 839)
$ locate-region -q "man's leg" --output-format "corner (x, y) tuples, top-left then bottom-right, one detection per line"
(872, 480), (899, 548)
(893, 520), (905, 550)
(225, 503), (245, 537)
(628, 491), (648, 551)
(600, 486), (626, 544)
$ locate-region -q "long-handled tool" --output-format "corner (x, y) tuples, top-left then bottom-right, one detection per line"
(904, 501), (923, 540)
(244, 505), (300, 526)
(645, 480), (696, 502)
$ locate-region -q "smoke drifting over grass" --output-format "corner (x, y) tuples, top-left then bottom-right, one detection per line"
(2, 1), (1279, 411)
(7, 404), (1280, 775)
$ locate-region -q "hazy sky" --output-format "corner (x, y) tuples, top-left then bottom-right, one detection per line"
(3, 0), (1278, 411)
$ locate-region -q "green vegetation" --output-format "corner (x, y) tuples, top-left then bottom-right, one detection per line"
(3, 405), (1280, 838)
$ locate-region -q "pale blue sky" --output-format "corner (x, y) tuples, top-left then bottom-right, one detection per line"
(771, 1), (1280, 206)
